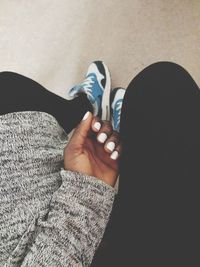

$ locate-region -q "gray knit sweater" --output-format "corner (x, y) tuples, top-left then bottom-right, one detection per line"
(0, 111), (115, 267)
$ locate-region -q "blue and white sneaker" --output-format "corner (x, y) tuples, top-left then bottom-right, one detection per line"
(68, 61), (111, 120)
(111, 87), (126, 132)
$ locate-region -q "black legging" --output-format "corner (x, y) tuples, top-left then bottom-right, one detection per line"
(0, 71), (93, 133)
(1, 62), (199, 266)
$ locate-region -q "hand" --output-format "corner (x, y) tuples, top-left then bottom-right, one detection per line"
(64, 111), (122, 187)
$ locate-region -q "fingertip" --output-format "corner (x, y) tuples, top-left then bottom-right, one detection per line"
(82, 111), (92, 121)
(82, 111), (89, 121)
(97, 133), (108, 143)
(110, 143), (122, 160)
(91, 117), (102, 132)
(110, 151), (119, 160)
(93, 122), (101, 132)
(105, 141), (116, 153)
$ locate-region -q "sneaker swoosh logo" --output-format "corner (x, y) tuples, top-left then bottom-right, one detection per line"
(90, 64), (105, 90)
(96, 73), (105, 91)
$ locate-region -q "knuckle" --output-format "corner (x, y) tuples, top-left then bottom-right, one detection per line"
(101, 122), (112, 132)
(116, 144), (122, 153)
(93, 116), (101, 122)
(109, 132), (120, 142)
(108, 135), (119, 144)
(102, 120), (112, 127)
(112, 131), (120, 139)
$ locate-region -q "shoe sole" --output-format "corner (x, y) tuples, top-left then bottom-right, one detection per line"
(110, 87), (126, 132)
(101, 62), (111, 121)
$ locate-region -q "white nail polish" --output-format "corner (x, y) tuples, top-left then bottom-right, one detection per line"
(106, 141), (115, 152)
(97, 133), (107, 143)
(82, 111), (90, 121)
(94, 122), (101, 131)
(110, 151), (119, 160)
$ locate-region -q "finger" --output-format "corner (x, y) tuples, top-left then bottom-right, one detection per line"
(91, 117), (102, 133)
(104, 131), (120, 153)
(110, 144), (122, 161)
(70, 111), (93, 146)
(97, 121), (113, 144)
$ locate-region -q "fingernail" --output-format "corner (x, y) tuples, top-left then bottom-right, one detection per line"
(106, 141), (115, 152)
(110, 151), (119, 160)
(82, 111), (90, 121)
(94, 122), (101, 131)
(97, 133), (107, 143)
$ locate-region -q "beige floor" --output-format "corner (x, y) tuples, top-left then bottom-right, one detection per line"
(0, 0), (200, 98)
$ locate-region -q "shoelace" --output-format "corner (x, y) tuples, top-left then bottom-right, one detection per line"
(81, 75), (95, 99)
(115, 100), (123, 126)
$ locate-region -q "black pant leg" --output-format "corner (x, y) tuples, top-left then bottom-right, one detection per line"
(120, 61), (200, 188)
(107, 62), (200, 266)
(0, 71), (92, 133)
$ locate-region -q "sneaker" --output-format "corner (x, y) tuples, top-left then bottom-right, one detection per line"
(68, 61), (111, 120)
(110, 87), (126, 132)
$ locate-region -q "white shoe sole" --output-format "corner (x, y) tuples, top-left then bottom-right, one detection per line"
(101, 62), (111, 121)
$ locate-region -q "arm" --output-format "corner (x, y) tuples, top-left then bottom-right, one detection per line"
(14, 170), (115, 267)
(7, 112), (120, 266)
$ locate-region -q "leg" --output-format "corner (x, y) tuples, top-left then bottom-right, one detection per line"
(0, 71), (92, 133)
(102, 62), (200, 266)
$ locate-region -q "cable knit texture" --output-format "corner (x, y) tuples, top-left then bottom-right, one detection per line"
(0, 111), (115, 267)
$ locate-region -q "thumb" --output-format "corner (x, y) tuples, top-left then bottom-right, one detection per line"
(70, 111), (93, 146)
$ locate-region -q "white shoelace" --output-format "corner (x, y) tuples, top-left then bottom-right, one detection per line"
(82, 76), (95, 99)
(115, 101), (122, 126)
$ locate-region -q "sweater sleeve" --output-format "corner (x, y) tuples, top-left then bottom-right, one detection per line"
(16, 169), (115, 267)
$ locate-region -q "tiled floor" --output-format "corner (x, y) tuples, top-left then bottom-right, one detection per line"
(0, 0), (200, 97)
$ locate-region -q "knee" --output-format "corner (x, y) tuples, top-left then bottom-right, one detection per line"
(125, 61), (198, 97)
(0, 71), (35, 90)
(143, 61), (190, 78)
(0, 71), (23, 82)
(136, 61), (191, 84)
(144, 61), (185, 72)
